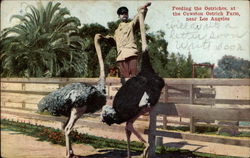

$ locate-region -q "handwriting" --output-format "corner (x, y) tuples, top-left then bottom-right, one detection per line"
(165, 20), (247, 52)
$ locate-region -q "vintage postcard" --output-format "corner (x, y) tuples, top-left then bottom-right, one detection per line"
(1, 0), (249, 158)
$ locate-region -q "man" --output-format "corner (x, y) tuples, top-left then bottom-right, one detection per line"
(96, 2), (151, 79)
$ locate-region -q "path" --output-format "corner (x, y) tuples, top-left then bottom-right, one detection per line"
(1, 108), (250, 158)
(1, 130), (143, 158)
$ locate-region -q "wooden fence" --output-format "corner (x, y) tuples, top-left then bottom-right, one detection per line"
(1, 78), (250, 157)
(145, 78), (250, 157)
(1, 78), (122, 110)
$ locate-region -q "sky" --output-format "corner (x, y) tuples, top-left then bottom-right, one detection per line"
(1, 0), (249, 65)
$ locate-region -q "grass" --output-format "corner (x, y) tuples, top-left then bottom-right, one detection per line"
(0, 119), (243, 158)
(1, 119), (143, 152)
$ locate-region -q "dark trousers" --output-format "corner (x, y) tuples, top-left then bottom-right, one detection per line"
(117, 56), (138, 78)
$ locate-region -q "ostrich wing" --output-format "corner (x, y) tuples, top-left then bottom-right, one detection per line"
(38, 83), (105, 116)
(112, 76), (149, 123)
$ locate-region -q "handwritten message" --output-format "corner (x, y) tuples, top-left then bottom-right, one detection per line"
(164, 3), (249, 63)
(166, 20), (247, 52)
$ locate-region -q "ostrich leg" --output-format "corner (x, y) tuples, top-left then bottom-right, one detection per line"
(64, 106), (87, 158)
(125, 125), (132, 158)
(125, 107), (152, 158)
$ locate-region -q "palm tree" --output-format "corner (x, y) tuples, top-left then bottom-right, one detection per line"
(1, 2), (87, 77)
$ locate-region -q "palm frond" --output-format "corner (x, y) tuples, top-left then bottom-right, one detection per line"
(1, 2), (86, 77)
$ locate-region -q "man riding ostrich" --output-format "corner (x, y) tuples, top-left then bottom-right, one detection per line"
(101, 2), (165, 158)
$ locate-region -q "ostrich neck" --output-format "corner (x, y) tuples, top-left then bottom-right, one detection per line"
(139, 10), (147, 52)
(139, 12), (154, 74)
(94, 35), (106, 93)
(140, 50), (154, 74)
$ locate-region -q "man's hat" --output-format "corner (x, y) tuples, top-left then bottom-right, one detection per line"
(117, 6), (128, 15)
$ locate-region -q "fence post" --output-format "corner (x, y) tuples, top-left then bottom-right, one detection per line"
(21, 83), (26, 91)
(22, 101), (26, 109)
(189, 84), (194, 104)
(164, 84), (168, 103)
(162, 84), (168, 129)
(163, 115), (167, 129)
(155, 136), (163, 146)
(148, 108), (157, 158)
(190, 116), (196, 133)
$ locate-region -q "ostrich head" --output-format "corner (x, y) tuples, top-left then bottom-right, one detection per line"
(100, 105), (117, 126)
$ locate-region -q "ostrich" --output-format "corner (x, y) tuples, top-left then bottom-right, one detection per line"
(101, 49), (164, 157)
(101, 2), (165, 158)
(37, 34), (107, 158)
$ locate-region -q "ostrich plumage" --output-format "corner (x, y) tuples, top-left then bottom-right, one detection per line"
(101, 49), (165, 158)
(38, 82), (106, 116)
(101, 50), (164, 125)
(37, 34), (106, 158)
(101, 3), (164, 157)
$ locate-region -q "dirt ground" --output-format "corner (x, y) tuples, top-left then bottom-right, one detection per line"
(2, 129), (250, 158)
(1, 130), (143, 158)
(1, 130), (93, 158)
(1, 109), (250, 158)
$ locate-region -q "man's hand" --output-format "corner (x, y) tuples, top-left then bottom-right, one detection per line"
(138, 2), (151, 12)
(143, 2), (151, 8)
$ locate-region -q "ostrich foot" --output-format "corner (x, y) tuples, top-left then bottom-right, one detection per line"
(67, 155), (79, 158)
(141, 143), (149, 158)
(66, 150), (74, 158)
(66, 150), (81, 158)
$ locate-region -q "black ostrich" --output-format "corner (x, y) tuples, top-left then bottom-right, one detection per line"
(37, 34), (107, 158)
(101, 3), (165, 157)
(101, 49), (164, 158)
